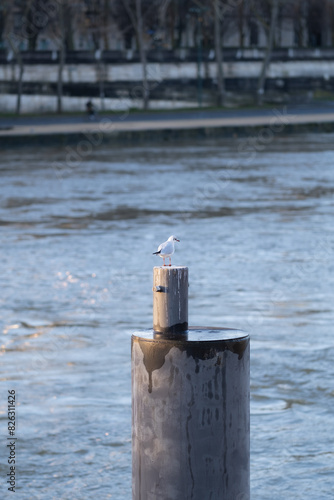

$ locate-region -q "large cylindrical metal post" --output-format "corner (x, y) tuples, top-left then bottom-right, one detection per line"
(132, 266), (250, 500)
(132, 329), (250, 500)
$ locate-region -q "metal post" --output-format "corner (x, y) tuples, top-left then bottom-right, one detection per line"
(153, 266), (188, 336)
(132, 266), (250, 500)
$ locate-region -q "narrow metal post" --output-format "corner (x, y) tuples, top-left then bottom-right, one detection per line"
(153, 266), (188, 336)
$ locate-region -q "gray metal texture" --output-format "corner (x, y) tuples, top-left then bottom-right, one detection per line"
(132, 328), (250, 500)
(153, 266), (188, 334)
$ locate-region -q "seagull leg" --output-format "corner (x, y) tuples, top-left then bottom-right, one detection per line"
(163, 257), (165, 266)
(169, 257), (171, 266)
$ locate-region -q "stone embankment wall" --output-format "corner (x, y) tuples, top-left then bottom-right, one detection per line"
(1, 49), (334, 113)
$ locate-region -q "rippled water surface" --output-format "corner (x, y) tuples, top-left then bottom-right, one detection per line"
(1, 134), (334, 499)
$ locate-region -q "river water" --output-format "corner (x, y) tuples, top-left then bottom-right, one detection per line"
(0, 133), (334, 499)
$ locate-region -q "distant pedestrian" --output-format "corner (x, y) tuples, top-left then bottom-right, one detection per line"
(86, 100), (95, 120)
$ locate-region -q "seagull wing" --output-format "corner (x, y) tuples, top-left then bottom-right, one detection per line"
(153, 240), (165, 255)
(159, 240), (174, 256)
(158, 241), (165, 252)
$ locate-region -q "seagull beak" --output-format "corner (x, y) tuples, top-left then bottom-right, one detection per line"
(175, 238), (180, 242)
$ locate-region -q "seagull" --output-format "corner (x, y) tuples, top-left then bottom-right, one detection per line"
(153, 235), (180, 266)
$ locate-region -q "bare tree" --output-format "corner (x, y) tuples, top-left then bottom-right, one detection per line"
(6, 35), (24, 115)
(112, 0), (163, 109)
(135, 0), (149, 108)
(173, 0), (193, 48)
(213, 0), (225, 106)
(3, 1), (32, 115)
(237, 0), (246, 47)
(25, 0), (48, 51)
(255, 0), (279, 105)
(50, 0), (79, 113)
(0, 1), (11, 47)
(57, 2), (66, 114)
(121, 0), (149, 109)
(83, 0), (108, 111)
(291, 0), (305, 47)
(47, 0), (66, 113)
(103, 0), (111, 50)
(307, 0), (328, 47)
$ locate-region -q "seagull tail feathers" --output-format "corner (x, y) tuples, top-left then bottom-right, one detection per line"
(153, 250), (161, 255)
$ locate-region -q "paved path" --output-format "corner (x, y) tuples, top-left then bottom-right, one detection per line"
(1, 104), (334, 137)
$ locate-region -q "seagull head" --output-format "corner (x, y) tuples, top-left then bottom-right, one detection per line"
(168, 235), (180, 242)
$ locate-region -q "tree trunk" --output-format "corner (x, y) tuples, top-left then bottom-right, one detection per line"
(16, 53), (24, 115)
(28, 33), (38, 51)
(103, 0), (110, 49)
(135, 0), (149, 109)
(98, 55), (105, 111)
(57, 42), (65, 113)
(176, 1), (184, 49)
(323, 0), (332, 47)
(238, 0), (245, 47)
(214, 0), (225, 107)
(64, 3), (74, 51)
(57, 2), (66, 114)
(26, 2), (39, 51)
(0, 8), (7, 46)
(6, 35), (24, 115)
(256, 0), (279, 106)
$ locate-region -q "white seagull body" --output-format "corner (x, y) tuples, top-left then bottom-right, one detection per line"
(153, 235), (180, 266)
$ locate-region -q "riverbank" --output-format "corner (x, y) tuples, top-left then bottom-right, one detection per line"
(1, 104), (334, 148)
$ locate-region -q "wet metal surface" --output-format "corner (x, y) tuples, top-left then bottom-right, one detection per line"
(153, 266), (188, 334)
(132, 331), (250, 499)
